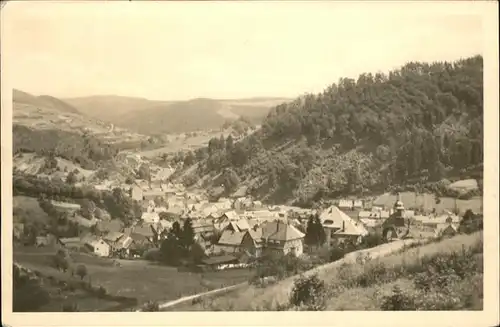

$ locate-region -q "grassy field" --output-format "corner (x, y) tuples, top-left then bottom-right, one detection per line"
(138, 132), (228, 158)
(13, 196), (50, 224)
(14, 246), (253, 310)
(173, 232), (483, 311)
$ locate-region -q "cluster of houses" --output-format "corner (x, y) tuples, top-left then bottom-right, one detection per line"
(19, 155), (467, 267)
(24, 188), (464, 265)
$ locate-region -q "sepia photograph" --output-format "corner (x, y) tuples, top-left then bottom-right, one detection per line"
(1, 0), (498, 326)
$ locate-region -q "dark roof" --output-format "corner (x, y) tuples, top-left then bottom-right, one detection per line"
(202, 254), (239, 266)
(261, 221), (305, 242)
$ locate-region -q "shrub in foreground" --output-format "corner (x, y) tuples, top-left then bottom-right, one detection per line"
(142, 301), (160, 312)
(289, 273), (326, 311)
(380, 285), (416, 310)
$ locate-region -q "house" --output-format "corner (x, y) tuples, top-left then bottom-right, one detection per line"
(260, 220), (305, 257)
(353, 200), (363, 209)
(360, 218), (383, 228)
(358, 211), (373, 219)
(242, 210), (280, 223)
(155, 219), (173, 234)
(85, 239), (111, 257)
(215, 229), (246, 254)
(214, 199), (233, 211)
(166, 204), (186, 218)
(103, 232), (125, 250)
(143, 190), (166, 202)
(192, 219), (215, 238)
(358, 210), (387, 219)
(130, 185), (144, 201)
(35, 235), (51, 247)
(252, 200), (263, 209)
(230, 186), (248, 199)
(214, 210), (240, 230)
(111, 235), (134, 257)
(240, 226), (264, 257)
(448, 179), (478, 192)
(58, 237), (83, 250)
(96, 219), (124, 234)
(154, 206), (168, 213)
(234, 197), (252, 210)
(128, 233), (152, 257)
(141, 211), (160, 224)
(320, 205), (369, 247)
(70, 215), (99, 228)
(338, 199), (353, 210)
(130, 223), (156, 244)
(201, 254), (240, 271)
(435, 223), (459, 238)
(50, 200), (81, 214)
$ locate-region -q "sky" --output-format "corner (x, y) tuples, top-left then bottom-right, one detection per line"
(2, 1), (485, 101)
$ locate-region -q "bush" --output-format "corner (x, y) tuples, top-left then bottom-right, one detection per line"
(329, 247), (345, 262)
(62, 303), (79, 312)
(359, 233), (385, 248)
(289, 273), (326, 310)
(142, 301), (160, 312)
(381, 285), (416, 310)
(76, 264), (88, 280)
(96, 286), (107, 298)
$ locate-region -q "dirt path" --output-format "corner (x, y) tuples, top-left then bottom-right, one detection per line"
(135, 282), (248, 311)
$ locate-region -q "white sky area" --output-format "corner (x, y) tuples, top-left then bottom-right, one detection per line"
(2, 1), (483, 101)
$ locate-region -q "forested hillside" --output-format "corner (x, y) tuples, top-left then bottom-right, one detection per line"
(180, 55), (483, 205)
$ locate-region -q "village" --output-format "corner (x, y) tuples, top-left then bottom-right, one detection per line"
(13, 151), (471, 273)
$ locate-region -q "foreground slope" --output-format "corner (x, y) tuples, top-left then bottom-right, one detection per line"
(172, 231), (483, 311)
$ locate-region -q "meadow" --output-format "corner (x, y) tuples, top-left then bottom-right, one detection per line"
(14, 246), (254, 310)
(13, 196), (50, 224)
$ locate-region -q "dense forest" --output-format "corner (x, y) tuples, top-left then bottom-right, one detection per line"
(13, 125), (119, 170)
(181, 55), (483, 205)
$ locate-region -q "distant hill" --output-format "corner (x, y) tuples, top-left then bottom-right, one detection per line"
(115, 98), (236, 134)
(13, 89), (81, 115)
(64, 95), (173, 123)
(66, 95), (291, 135)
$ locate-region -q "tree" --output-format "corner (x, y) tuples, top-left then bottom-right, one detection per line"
(80, 199), (96, 219)
(313, 215), (326, 246)
(183, 151), (195, 166)
(189, 243), (206, 264)
(222, 168), (240, 194)
(66, 171), (77, 185)
(53, 250), (69, 272)
(137, 164), (151, 181)
(170, 221), (182, 240)
(160, 236), (181, 266)
(304, 215), (315, 247)
(289, 273), (326, 310)
(226, 135), (234, 153)
(76, 264), (87, 280)
(181, 218), (195, 250)
(304, 214), (326, 249)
